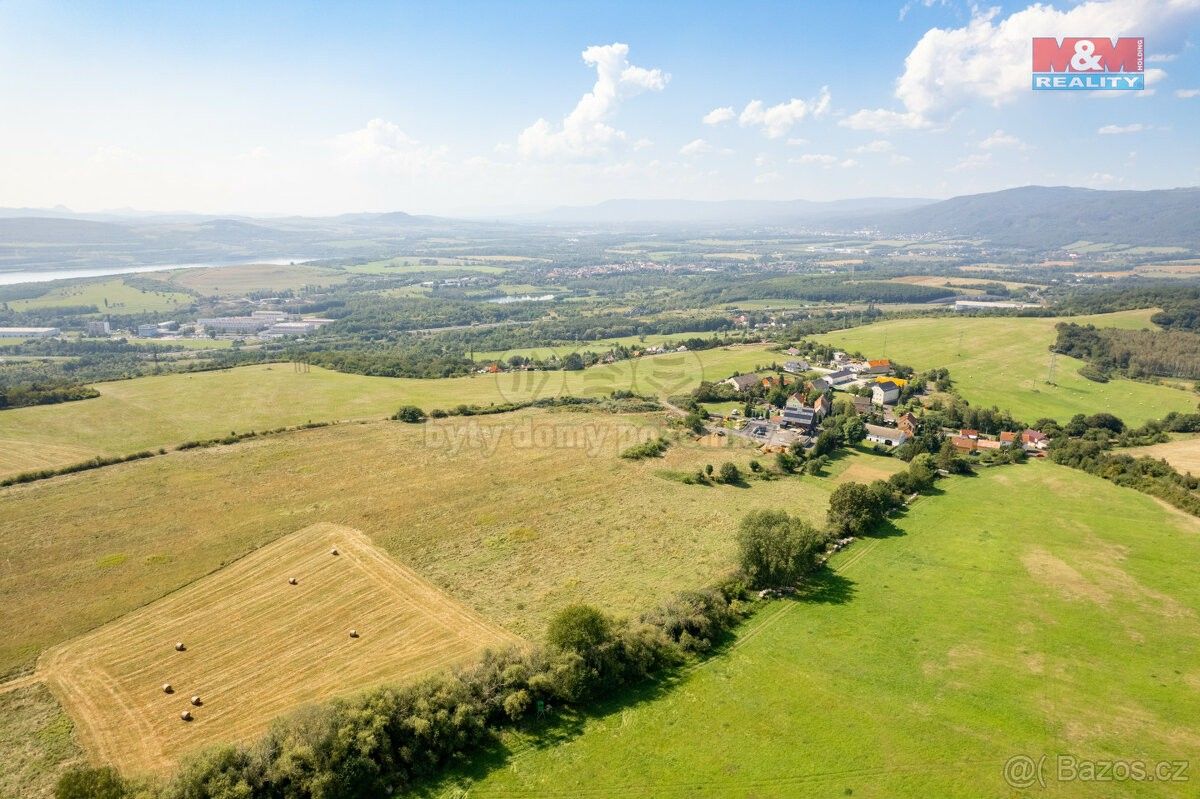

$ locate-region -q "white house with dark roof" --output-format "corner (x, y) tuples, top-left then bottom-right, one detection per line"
(872, 380), (901, 406)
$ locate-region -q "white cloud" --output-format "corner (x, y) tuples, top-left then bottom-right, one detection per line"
(1097, 123), (1146, 134)
(785, 137), (810, 147)
(1177, 88), (1200, 98)
(702, 106), (735, 125)
(839, 109), (930, 132)
(890, 154), (914, 165)
(679, 138), (713, 156)
(840, 158), (859, 168)
(851, 139), (894, 154)
(517, 43), (668, 160)
(899, 0), (948, 22)
(950, 152), (992, 171)
(1146, 52), (1178, 62)
(789, 153), (840, 166)
(978, 129), (1025, 149)
(738, 87), (831, 138)
(331, 119), (447, 173)
(848, 1), (1200, 128)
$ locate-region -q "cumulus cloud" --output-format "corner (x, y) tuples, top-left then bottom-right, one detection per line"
(1177, 88), (1200, 98)
(840, 109), (930, 132)
(851, 139), (894, 154)
(517, 43), (668, 160)
(1098, 123), (1147, 134)
(331, 119), (447, 173)
(979, 129), (1026, 149)
(847, 1), (1200, 129)
(679, 138), (713, 156)
(738, 87), (831, 138)
(702, 106), (735, 125)
(789, 153), (840, 166)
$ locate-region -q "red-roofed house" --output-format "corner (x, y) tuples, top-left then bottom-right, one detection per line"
(998, 431), (1018, 447)
(1021, 429), (1050, 450)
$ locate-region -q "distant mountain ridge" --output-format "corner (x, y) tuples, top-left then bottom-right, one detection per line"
(520, 197), (934, 225)
(859, 186), (1200, 249)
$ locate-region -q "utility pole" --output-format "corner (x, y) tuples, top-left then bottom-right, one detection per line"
(1046, 352), (1057, 385)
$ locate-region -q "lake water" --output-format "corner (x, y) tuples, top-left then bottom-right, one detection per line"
(0, 258), (313, 286)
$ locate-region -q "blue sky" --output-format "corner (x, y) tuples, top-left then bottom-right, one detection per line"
(1, 0), (1197, 214)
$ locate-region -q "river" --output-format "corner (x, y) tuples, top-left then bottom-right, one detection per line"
(0, 257), (314, 286)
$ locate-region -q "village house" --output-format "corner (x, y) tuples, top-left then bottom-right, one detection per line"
(785, 392), (806, 409)
(999, 431), (1018, 447)
(950, 436), (977, 453)
(851, 395), (873, 415)
(783, 360), (809, 374)
(724, 374), (760, 393)
(785, 346), (801, 356)
(959, 429), (980, 440)
(1021, 429), (1050, 450)
(813, 394), (832, 418)
(827, 368), (856, 386)
(865, 358), (892, 375)
(872, 380), (901, 406)
(809, 377), (832, 393)
(865, 424), (910, 447)
(897, 412), (919, 435)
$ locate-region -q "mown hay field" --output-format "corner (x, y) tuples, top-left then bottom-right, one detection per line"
(38, 523), (518, 775)
(816, 309), (1196, 426)
(445, 462), (1200, 799)
(0, 345), (774, 479)
(1123, 435), (1200, 474)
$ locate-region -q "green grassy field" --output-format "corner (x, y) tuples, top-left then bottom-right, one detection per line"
(0, 410), (885, 678)
(0, 345), (775, 478)
(433, 461), (1200, 798)
(8, 277), (193, 314)
(0, 683), (82, 799)
(146, 264), (347, 296)
(816, 310), (1196, 425)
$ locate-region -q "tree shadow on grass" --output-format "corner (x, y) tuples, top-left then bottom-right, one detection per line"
(407, 665), (694, 797)
(795, 568), (857, 605)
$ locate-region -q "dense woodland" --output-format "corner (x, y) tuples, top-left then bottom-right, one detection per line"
(1053, 322), (1200, 380)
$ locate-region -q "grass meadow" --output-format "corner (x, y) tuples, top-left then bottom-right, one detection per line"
(0, 345), (777, 478)
(431, 461), (1200, 799)
(0, 410), (881, 679)
(145, 264), (347, 296)
(8, 277), (193, 314)
(816, 310), (1196, 425)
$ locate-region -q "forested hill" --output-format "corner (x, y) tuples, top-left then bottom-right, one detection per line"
(862, 186), (1200, 249)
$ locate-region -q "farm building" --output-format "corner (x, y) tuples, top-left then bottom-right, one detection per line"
(85, 320), (111, 335)
(999, 431), (1018, 447)
(872, 381), (901, 406)
(197, 316), (273, 334)
(865, 359), (892, 375)
(781, 407), (816, 431)
(897, 412), (919, 434)
(827, 369), (856, 386)
(851, 396), (873, 415)
(809, 377), (832, 393)
(0, 326), (60, 338)
(783, 360), (809, 373)
(865, 424), (909, 447)
(724, 374), (760, 393)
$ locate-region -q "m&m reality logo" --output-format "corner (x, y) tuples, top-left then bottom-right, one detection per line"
(1031, 37), (1144, 90)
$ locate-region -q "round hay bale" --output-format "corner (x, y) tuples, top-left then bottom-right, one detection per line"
(330, 547), (339, 556)
(349, 629), (359, 638)
(288, 577), (298, 585)
(162, 683), (173, 694)
(191, 695), (202, 706)
(174, 641), (186, 652)
(180, 710), (193, 722)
